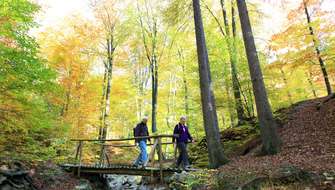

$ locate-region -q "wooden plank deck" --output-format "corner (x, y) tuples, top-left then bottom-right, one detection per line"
(60, 164), (182, 177)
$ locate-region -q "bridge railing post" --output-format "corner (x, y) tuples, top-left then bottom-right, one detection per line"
(77, 140), (83, 177)
(146, 138), (158, 167)
(158, 137), (163, 183)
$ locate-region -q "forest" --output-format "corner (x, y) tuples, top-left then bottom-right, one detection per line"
(0, 0), (334, 189)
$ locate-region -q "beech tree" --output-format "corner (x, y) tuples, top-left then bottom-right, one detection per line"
(92, 0), (119, 140)
(236, 0), (281, 154)
(303, 0), (332, 95)
(203, 0), (246, 125)
(192, 0), (228, 168)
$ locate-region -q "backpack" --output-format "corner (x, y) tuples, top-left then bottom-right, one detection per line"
(133, 124), (140, 137)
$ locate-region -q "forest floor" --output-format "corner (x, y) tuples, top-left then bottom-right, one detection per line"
(188, 96), (335, 189)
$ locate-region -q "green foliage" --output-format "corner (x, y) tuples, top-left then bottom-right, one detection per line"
(0, 0), (66, 162)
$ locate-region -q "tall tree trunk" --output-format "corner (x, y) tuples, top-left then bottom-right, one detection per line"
(134, 63), (140, 121)
(223, 78), (235, 127)
(62, 89), (71, 117)
(220, 0), (245, 125)
(178, 49), (190, 119)
(102, 38), (115, 140)
(221, 111), (225, 127)
(182, 64), (190, 119)
(182, 61), (199, 137)
(246, 81), (255, 118)
(99, 66), (107, 139)
(306, 71), (317, 98)
(135, 60), (148, 121)
(139, 13), (159, 133)
(192, 0), (228, 168)
(178, 49), (198, 137)
(151, 54), (158, 133)
(61, 69), (73, 117)
(303, 0), (332, 95)
(280, 68), (293, 104)
(236, 0), (281, 155)
(166, 75), (172, 129)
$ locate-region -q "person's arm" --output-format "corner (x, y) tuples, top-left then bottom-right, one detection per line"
(146, 126), (151, 142)
(172, 125), (178, 143)
(186, 127), (193, 142)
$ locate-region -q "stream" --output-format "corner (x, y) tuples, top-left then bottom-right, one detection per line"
(105, 175), (169, 190)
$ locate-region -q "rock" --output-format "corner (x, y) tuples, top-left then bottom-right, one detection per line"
(1, 184), (13, 190)
(0, 165), (9, 171)
(106, 175), (142, 190)
(0, 163), (36, 190)
(323, 172), (334, 181)
(168, 171), (193, 190)
(0, 174), (7, 184)
(191, 184), (207, 190)
(74, 179), (92, 190)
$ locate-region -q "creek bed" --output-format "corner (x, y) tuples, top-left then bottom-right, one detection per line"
(105, 175), (169, 190)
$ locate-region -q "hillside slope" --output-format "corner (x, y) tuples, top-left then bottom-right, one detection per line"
(215, 96), (335, 189)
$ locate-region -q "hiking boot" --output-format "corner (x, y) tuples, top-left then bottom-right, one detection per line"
(183, 165), (193, 171)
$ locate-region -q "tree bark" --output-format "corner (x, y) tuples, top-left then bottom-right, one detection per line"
(192, 0), (228, 168)
(280, 68), (293, 104)
(152, 54), (158, 133)
(138, 12), (159, 133)
(99, 66), (107, 139)
(178, 49), (190, 119)
(182, 64), (190, 118)
(303, 0), (332, 95)
(306, 71), (317, 98)
(236, 0), (281, 154)
(223, 78), (236, 127)
(102, 37), (115, 140)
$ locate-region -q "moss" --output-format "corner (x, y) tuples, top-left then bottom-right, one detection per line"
(189, 124), (260, 168)
(169, 170), (213, 190)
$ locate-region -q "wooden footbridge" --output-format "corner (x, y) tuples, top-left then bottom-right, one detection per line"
(61, 135), (183, 181)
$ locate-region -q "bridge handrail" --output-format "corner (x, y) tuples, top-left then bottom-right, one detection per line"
(70, 134), (179, 142)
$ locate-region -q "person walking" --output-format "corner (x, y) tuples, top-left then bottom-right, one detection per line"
(173, 116), (194, 170)
(133, 116), (151, 168)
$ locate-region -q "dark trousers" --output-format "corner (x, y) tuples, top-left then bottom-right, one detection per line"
(176, 142), (190, 168)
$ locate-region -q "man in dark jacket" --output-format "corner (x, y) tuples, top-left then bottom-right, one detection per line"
(133, 116), (150, 167)
(173, 116), (194, 170)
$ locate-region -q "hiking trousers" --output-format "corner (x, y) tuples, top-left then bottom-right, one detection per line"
(176, 142), (190, 168)
(134, 140), (148, 166)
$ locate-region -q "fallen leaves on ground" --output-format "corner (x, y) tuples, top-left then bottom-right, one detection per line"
(217, 96), (335, 187)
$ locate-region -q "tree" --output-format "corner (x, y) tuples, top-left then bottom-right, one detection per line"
(92, 0), (119, 140)
(192, 0), (228, 168)
(236, 0), (281, 154)
(220, 0), (246, 125)
(302, 0), (332, 95)
(269, 0), (334, 99)
(0, 0), (62, 158)
(136, 0), (167, 133)
(39, 16), (101, 138)
(203, 0), (246, 125)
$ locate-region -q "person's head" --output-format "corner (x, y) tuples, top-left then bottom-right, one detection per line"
(180, 116), (187, 125)
(142, 116), (148, 124)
